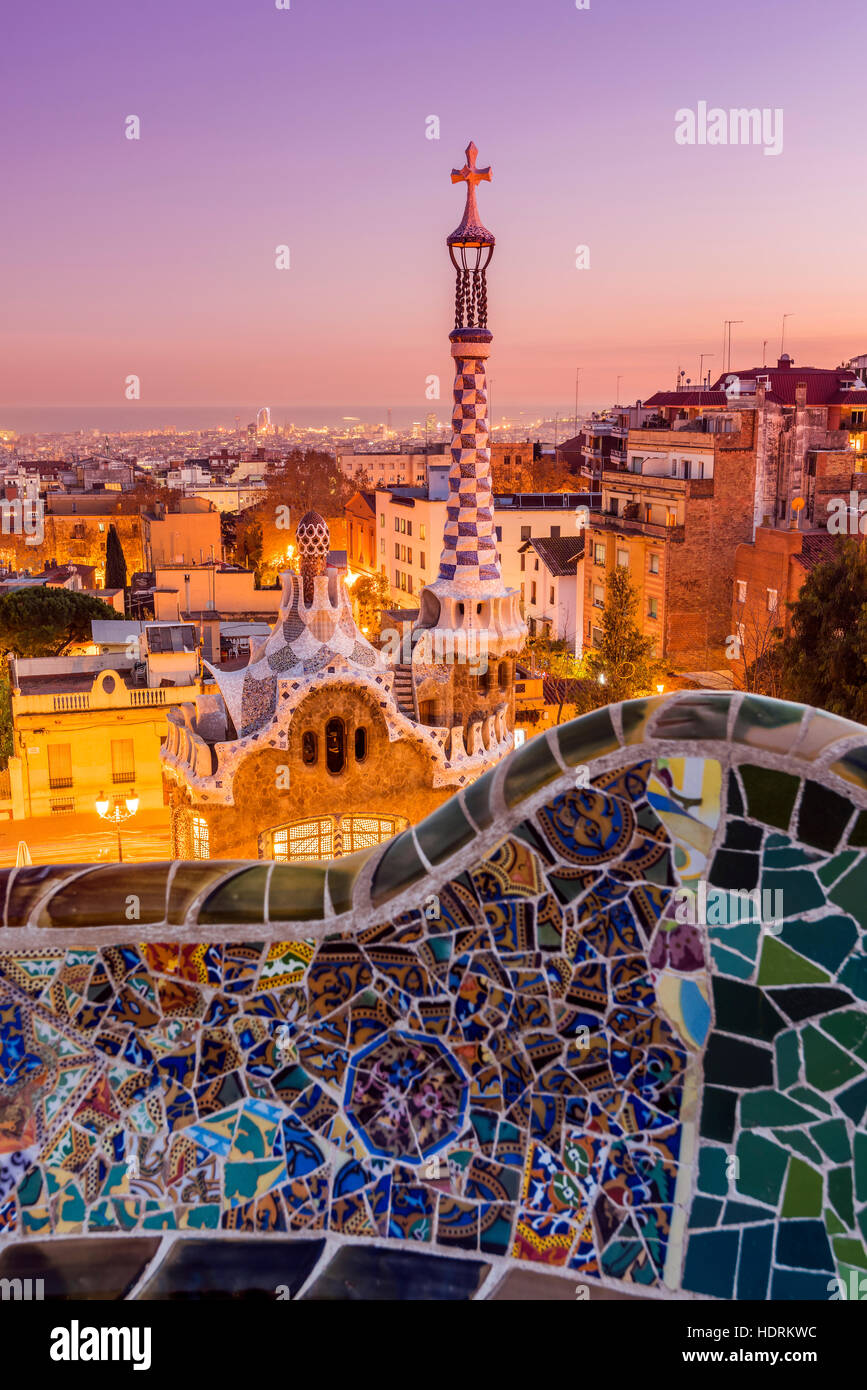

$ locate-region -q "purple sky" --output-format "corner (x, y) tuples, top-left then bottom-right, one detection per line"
(2, 0), (866, 421)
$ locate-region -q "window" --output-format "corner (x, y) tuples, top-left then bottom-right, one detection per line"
(394, 542), (400, 559)
(343, 814), (400, 853)
(380, 538), (385, 555)
(549, 585), (555, 604)
(520, 553), (525, 571)
(498, 661), (509, 687)
(407, 574), (413, 594)
(354, 726), (368, 762)
(420, 551), (425, 569)
(273, 817), (333, 861)
(302, 731), (317, 765)
(394, 516), (399, 531)
(325, 718), (346, 774)
(520, 525), (530, 540)
(767, 588), (778, 612)
(111, 738), (135, 785)
(505, 455), (512, 467)
(47, 743), (73, 790)
(667, 511), (677, 527)
(400, 545), (406, 561)
(531, 581), (537, 604)
(420, 524), (426, 540)
(380, 513), (385, 527)
(400, 517), (406, 534)
(594, 543), (606, 565)
(648, 597), (659, 620)
(191, 815), (209, 860)
(649, 553), (660, 575)
(406, 547), (412, 564)
(736, 579), (747, 603)
(407, 520), (412, 537)
(617, 548), (629, 568)
(550, 526), (560, 539)
(495, 525), (502, 541)
(592, 626), (604, 645)
(516, 454), (523, 467)
(593, 584), (604, 609)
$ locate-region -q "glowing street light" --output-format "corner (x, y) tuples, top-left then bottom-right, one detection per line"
(96, 791), (139, 863)
(598, 673), (606, 686)
(656, 683), (665, 695)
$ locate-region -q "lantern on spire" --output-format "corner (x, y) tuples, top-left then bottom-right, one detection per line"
(448, 142), (494, 334)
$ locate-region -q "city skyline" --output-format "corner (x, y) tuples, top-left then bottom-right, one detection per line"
(3, 0), (866, 417)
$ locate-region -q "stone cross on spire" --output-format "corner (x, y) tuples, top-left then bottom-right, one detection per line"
(449, 143), (494, 246)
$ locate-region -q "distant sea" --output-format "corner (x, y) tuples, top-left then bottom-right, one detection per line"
(0, 404), (581, 435)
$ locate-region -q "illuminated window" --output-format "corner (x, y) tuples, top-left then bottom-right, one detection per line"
(191, 815), (209, 860)
(342, 815), (399, 853)
(273, 818), (334, 861)
(649, 553), (660, 575)
(736, 579), (747, 603)
(617, 548), (629, 568)
(111, 738), (135, 784)
(47, 743), (73, 790)
(767, 588), (778, 612)
(648, 597), (659, 620)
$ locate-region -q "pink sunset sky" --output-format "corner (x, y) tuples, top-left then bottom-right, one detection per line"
(2, 0), (865, 420)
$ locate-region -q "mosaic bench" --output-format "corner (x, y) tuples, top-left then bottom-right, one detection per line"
(1, 691), (866, 1300)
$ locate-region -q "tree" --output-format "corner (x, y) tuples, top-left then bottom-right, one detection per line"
(105, 524), (127, 590)
(779, 538), (867, 721)
(0, 662), (12, 766)
(352, 571), (391, 638)
(234, 513), (263, 574)
(584, 565), (662, 702)
(0, 587), (122, 658)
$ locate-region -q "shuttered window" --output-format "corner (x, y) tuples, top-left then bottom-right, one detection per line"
(111, 738), (135, 784)
(47, 744), (73, 789)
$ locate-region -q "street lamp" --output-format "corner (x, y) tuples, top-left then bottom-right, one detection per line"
(656, 683), (665, 695)
(96, 791), (139, 863)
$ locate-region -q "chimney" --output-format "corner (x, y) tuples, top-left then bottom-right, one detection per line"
(778, 354), (793, 369)
(795, 382), (807, 409)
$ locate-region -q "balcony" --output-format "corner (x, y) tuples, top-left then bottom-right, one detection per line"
(591, 511), (685, 542)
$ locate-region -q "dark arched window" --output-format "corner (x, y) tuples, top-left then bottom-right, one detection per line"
(478, 668), (490, 695)
(354, 726), (368, 762)
(301, 731), (317, 765)
(325, 718), (346, 774)
(498, 661), (509, 687)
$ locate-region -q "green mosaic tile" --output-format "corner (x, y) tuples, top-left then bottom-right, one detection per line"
(838, 1076), (867, 1125)
(326, 845), (379, 915)
(620, 695), (667, 744)
(37, 865), (169, 928)
(789, 1085), (834, 1116)
(710, 921), (761, 960)
(781, 1158), (822, 1218)
(735, 1133), (789, 1205)
(796, 780), (854, 851)
(772, 1129), (825, 1165)
(739, 764), (800, 830)
(775, 1030), (801, 1088)
(761, 866), (825, 916)
(829, 1166), (855, 1228)
(856, 1133), (867, 1204)
(758, 937), (831, 986)
(825, 1206), (847, 1237)
(802, 1026), (863, 1092)
(721, 1200), (774, 1225)
(266, 863), (328, 921)
(713, 978), (785, 1041)
(167, 861), (252, 926)
(833, 1238), (867, 1270)
(503, 734), (562, 809)
(733, 696), (805, 754)
(838, 954), (867, 1001)
(556, 705), (620, 767)
(727, 769), (745, 816)
(652, 693), (730, 741)
(810, 1119), (851, 1164)
(710, 943), (755, 980)
(829, 857), (867, 925)
(817, 850), (860, 887)
(198, 866), (270, 926)
(688, 1197), (722, 1228)
(369, 831), (428, 907)
(415, 797), (478, 866)
(847, 811), (867, 847)
(741, 1091), (817, 1128)
(697, 1146), (729, 1196)
(829, 745), (867, 790)
(699, 1085), (737, 1142)
(462, 762), (497, 830)
(779, 914), (858, 974)
(820, 1008), (867, 1059)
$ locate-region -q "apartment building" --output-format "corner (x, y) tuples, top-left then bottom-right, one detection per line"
(363, 464), (598, 611)
(732, 524), (840, 670)
(518, 536), (584, 651)
(585, 414), (758, 669)
(3, 622), (199, 819)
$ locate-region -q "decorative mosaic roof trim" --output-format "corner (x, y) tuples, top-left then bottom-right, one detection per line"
(2, 692), (866, 1302)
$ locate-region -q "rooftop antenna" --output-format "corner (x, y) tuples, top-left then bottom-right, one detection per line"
(615, 375), (623, 406)
(724, 320), (743, 373)
(699, 353), (714, 388)
(574, 367), (582, 439)
(762, 339), (768, 367)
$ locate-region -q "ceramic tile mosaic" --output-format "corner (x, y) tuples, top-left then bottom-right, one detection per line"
(1, 692), (866, 1299)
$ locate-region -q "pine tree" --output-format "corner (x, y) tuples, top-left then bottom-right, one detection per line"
(584, 565), (661, 703)
(780, 538), (867, 721)
(105, 524), (127, 590)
